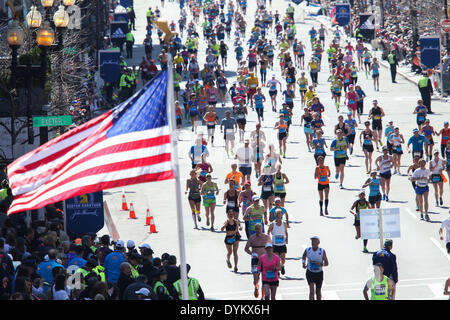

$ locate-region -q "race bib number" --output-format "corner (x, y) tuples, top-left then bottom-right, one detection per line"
(349, 99), (355, 105)
(418, 116), (425, 122)
(374, 284), (386, 296)
(205, 193), (215, 199)
(226, 128), (235, 135)
(208, 121), (215, 126)
(237, 114), (245, 119)
(227, 201), (236, 207)
(344, 79), (349, 83)
(319, 176), (327, 182)
(265, 270), (276, 279)
(373, 115), (381, 120)
(308, 261), (321, 271)
(275, 184), (284, 191)
(250, 84), (256, 88)
(274, 235), (284, 245)
(337, 149), (346, 156)
(263, 185), (272, 192)
(226, 236), (236, 244)
(432, 175), (441, 182)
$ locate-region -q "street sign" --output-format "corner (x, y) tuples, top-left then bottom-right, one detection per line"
(360, 208), (401, 240)
(441, 19), (450, 33)
(33, 115), (72, 127)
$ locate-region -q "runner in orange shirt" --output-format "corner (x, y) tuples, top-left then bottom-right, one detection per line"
(225, 163), (245, 192)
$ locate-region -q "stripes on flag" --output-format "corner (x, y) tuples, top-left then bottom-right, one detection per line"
(7, 70), (174, 215)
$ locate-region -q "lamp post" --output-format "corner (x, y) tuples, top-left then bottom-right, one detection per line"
(6, 21), (24, 153)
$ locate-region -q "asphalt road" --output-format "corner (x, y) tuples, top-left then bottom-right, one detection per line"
(98, 0), (450, 300)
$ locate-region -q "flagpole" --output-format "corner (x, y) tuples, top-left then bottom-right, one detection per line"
(166, 53), (189, 301)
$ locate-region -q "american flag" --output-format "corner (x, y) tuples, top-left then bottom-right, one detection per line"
(7, 70), (174, 215)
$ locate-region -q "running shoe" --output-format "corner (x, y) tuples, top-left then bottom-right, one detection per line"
(339, 184), (343, 189)
(420, 214), (424, 220)
(325, 209), (329, 215)
(335, 173), (339, 179)
(350, 147), (353, 155)
(382, 194), (386, 201)
(206, 216), (210, 226)
(197, 214), (201, 222)
(440, 197), (443, 206)
(355, 235), (359, 239)
(363, 246), (368, 253)
(436, 200), (439, 207)
(281, 266), (285, 275)
(234, 266), (238, 273)
(211, 225), (214, 231)
(425, 214), (430, 222)
(416, 206), (419, 211)
(227, 260), (232, 268)
(320, 210), (323, 216)
(254, 285), (259, 298)
(385, 195), (389, 202)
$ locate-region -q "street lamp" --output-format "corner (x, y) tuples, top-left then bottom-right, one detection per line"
(26, 5), (42, 29)
(6, 20), (25, 47)
(36, 21), (55, 47)
(41, 0), (54, 7)
(63, 0), (76, 6)
(53, 5), (70, 28)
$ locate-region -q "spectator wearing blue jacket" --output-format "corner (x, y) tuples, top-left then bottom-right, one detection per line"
(372, 239), (398, 299)
(37, 249), (64, 293)
(104, 240), (127, 284)
(67, 245), (86, 269)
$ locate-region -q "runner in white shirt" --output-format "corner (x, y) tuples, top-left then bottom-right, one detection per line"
(410, 159), (431, 221)
(268, 209), (288, 275)
(237, 139), (254, 181)
(439, 215), (450, 254)
(266, 75), (283, 111)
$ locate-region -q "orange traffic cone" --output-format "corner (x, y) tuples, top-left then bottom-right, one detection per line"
(145, 209), (151, 225)
(129, 203), (137, 219)
(149, 216), (158, 233)
(122, 194), (128, 211)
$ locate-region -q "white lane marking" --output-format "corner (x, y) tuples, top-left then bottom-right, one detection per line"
(405, 208), (418, 220)
(428, 283), (445, 299)
(430, 237), (450, 261)
(321, 290), (340, 300)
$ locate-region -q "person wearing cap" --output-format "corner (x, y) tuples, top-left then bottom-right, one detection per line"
(221, 111), (237, 157)
(418, 71), (434, 113)
(201, 173), (219, 230)
(268, 208), (288, 275)
(350, 190), (371, 252)
(413, 99), (427, 130)
(302, 236), (329, 300)
(245, 223), (271, 299)
(126, 240), (137, 255)
(436, 121), (450, 159)
(135, 287), (152, 300)
(375, 146), (394, 201)
(244, 195), (268, 237)
(429, 150), (446, 207)
(330, 129), (349, 189)
(267, 74), (283, 111)
(189, 135), (209, 169)
(257, 242), (281, 300)
(363, 263), (395, 300)
(103, 240), (127, 284)
(368, 100), (385, 150)
(372, 239), (398, 298)
(407, 155), (422, 210)
(410, 159), (431, 221)
(407, 128), (426, 161)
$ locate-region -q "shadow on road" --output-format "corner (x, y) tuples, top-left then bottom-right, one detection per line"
(281, 276), (305, 281)
(324, 216), (346, 219)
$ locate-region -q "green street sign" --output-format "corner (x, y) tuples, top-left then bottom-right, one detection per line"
(33, 115), (73, 127)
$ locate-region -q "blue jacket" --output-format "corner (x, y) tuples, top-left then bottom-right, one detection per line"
(372, 248), (398, 283)
(104, 251), (126, 284)
(37, 259), (64, 292)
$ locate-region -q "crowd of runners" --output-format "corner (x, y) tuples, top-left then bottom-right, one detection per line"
(0, 0), (449, 301)
(177, 0), (450, 300)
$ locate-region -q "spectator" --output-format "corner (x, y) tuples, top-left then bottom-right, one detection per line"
(36, 249), (64, 293)
(117, 262), (134, 300)
(104, 240), (126, 284)
(122, 274), (157, 300)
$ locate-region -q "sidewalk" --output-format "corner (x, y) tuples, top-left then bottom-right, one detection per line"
(312, 15), (447, 101)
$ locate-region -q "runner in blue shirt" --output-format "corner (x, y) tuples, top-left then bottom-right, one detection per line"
(407, 129), (427, 160)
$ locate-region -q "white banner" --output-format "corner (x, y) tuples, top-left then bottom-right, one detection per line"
(360, 208), (400, 240)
